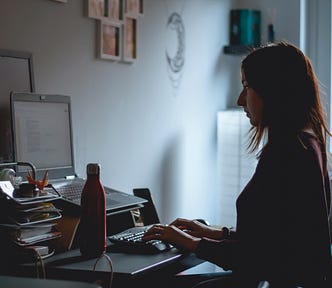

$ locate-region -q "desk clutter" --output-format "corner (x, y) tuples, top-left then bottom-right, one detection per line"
(0, 167), (195, 288)
(0, 162), (175, 288)
(0, 168), (62, 261)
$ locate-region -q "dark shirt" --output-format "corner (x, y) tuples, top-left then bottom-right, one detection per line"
(195, 132), (331, 286)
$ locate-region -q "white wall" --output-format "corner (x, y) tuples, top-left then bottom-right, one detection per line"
(1, 0), (326, 226)
(236, 0), (301, 46)
(0, 0), (232, 224)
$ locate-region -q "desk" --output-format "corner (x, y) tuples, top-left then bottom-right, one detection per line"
(173, 261), (232, 288)
(16, 246), (205, 288)
(0, 275), (102, 288)
(177, 261), (229, 276)
(35, 247), (182, 276)
(0, 206), (209, 288)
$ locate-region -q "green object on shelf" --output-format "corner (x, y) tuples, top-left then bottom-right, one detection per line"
(230, 9), (261, 47)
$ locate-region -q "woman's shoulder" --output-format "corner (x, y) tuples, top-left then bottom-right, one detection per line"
(258, 131), (322, 166)
(263, 131), (320, 152)
(298, 131), (322, 156)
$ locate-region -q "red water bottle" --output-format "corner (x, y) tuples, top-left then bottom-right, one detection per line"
(79, 163), (106, 258)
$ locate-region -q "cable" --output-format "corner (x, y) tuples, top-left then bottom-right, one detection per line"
(34, 249), (46, 279)
(93, 252), (113, 288)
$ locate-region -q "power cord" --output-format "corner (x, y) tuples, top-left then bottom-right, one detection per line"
(93, 252), (113, 288)
(33, 248), (46, 279)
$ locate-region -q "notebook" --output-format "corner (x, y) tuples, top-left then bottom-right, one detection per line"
(10, 91), (146, 213)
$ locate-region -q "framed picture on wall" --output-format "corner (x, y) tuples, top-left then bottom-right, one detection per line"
(124, 0), (140, 17)
(123, 17), (137, 62)
(100, 20), (122, 60)
(139, 0), (144, 15)
(109, 0), (123, 20)
(88, 0), (107, 19)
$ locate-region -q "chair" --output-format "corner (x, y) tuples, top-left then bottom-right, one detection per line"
(133, 188), (160, 225)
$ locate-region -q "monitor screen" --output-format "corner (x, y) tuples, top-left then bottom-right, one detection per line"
(12, 100), (72, 170)
(0, 49), (35, 163)
(10, 92), (75, 180)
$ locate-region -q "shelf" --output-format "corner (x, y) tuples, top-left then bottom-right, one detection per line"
(223, 45), (258, 55)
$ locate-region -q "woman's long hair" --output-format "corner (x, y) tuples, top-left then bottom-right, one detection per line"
(241, 41), (330, 159)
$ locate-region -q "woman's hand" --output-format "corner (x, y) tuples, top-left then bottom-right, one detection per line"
(170, 218), (223, 240)
(142, 224), (201, 252)
(142, 218), (225, 251)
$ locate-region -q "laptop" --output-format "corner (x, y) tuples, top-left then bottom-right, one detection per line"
(10, 91), (146, 213)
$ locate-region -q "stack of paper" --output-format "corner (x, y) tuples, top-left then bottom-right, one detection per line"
(0, 181), (62, 257)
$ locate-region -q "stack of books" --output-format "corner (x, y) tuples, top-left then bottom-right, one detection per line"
(0, 181), (62, 260)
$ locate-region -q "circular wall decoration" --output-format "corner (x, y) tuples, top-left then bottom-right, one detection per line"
(166, 12), (185, 89)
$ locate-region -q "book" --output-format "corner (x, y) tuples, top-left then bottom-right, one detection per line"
(0, 222), (61, 246)
(0, 180), (63, 251)
(5, 223), (56, 240)
(14, 202), (60, 213)
(13, 230), (61, 246)
(7, 202), (61, 225)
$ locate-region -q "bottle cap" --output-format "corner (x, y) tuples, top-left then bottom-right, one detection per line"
(87, 163), (100, 175)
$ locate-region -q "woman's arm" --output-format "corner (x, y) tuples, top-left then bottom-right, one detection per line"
(143, 217), (234, 248)
(142, 220), (239, 270)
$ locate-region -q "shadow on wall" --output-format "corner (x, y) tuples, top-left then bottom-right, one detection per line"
(215, 48), (244, 109)
(160, 134), (183, 223)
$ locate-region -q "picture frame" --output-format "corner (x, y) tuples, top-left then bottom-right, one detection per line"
(108, 0), (123, 21)
(100, 20), (122, 61)
(138, 0), (144, 15)
(122, 16), (137, 62)
(123, 0), (140, 17)
(88, 0), (107, 19)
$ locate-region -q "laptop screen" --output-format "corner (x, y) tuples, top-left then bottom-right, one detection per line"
(11, 92), (76, 180)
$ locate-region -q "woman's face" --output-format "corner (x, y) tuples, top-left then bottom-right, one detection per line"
(237, 70), (264, 127)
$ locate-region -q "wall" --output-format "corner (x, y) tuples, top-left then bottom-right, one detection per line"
(0, 0), (232, 224)
(235, 0), (301, 45)
(1, 0), (324, 225)
(235, 0), (331, 150)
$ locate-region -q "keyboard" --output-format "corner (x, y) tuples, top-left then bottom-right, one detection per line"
(53, 183), (83, 204)
(46, 179), (113, 205)
(108, 226), (173, 254)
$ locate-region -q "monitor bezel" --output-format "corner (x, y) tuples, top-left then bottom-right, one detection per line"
(0, 49), (35, 164)
(10, 92), (76, 181)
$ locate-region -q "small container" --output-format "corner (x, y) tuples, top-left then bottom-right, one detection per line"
(268, 23), (275, 43)
(14, 183), (39, 198)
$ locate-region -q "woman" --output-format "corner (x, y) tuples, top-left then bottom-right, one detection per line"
(143, 42), (332, 287)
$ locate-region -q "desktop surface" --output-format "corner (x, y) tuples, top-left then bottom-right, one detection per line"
(3, 232), (215, 288)
(21, 246), (184, 277)
(0, 200), (208, 288)
(177, 261), (227, 276)
(0, 275), (102, 288)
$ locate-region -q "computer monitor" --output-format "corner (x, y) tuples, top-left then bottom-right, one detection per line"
(10, 92), (74, 180)
(0, 49), (35, 163)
